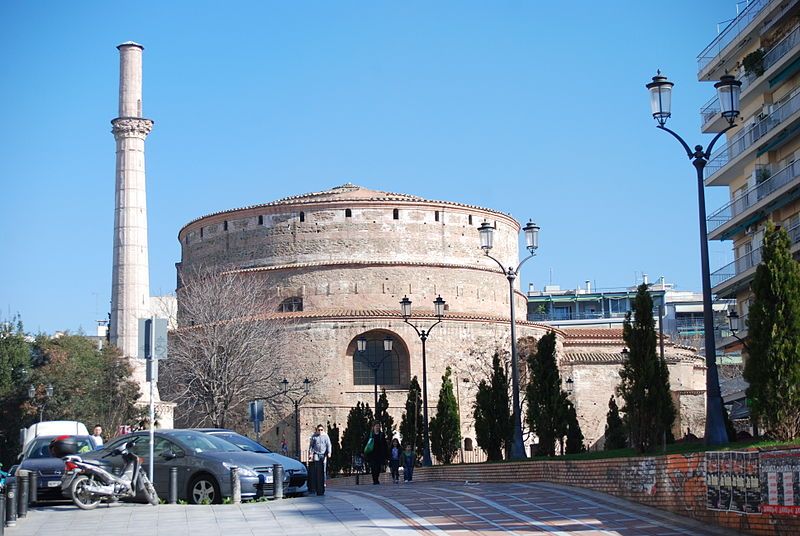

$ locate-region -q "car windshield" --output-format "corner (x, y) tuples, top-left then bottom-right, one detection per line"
(212, 432), (271, 453)
(27, 436), (93, 459)
(170, 431), (240, 453)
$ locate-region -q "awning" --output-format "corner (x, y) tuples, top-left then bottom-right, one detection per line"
(674, 304), (704, 313)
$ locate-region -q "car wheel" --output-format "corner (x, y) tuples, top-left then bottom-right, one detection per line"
(188, 474), (220, 505)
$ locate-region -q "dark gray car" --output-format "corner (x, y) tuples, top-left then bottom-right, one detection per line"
(83, 430), (278, 504)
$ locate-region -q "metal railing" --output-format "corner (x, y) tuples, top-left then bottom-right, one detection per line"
(529, 311), (629, 322)
(701, 24), (800, 128)
(705, 88), (800, 179)
(711, 220), (800, 286)
(707, 160), (800, 232)
(697, 0), (772, 71)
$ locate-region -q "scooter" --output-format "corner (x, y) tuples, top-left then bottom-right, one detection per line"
(61, 439), (159, 510)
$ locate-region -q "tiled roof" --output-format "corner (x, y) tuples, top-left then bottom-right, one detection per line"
(561, 328), (624, 339)
(563, 352), (702, 365)
(179, 183), (515, 234)
(229, 260), (504, 275)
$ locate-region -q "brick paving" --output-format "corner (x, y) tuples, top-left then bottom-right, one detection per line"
(5, 482), (738, 535)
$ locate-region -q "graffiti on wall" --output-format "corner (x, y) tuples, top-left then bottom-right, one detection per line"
(607, 458), (657, 495)
(760, 449), (800, 515)
(706, 451), (761, 513)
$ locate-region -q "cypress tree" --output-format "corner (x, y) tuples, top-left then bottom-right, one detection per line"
(399, 376), (423, 462)
(375, 388), (394, 436)
(564, 401), (584, 454)
(326, 421), (342, 476)
(604, 396), (627, 450)
(473, 353), (513, 461)
(745, 221), (800, 440)
(340, 401), (373, 472)
(526, 331), (568, 457)
(618, 284), (676, 453)
(429, 367), (461, 464)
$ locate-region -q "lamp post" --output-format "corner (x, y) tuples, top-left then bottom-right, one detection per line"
(28, 384), (54, 422)
(727, 310), (750, 352)
(478, 219), (540, 460)
(357, 335), (394, 410)
(281, 378), (311, 460)
(646, 71), (741, 445)
(399, 295), (446, 467)
(565, 377), (574, 397)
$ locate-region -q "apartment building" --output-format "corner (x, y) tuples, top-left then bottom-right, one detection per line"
(699, 0), (800, 352)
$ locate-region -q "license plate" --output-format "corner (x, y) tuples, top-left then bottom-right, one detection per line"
(265, 475), (273, 484)
(47, 481), (60, 487)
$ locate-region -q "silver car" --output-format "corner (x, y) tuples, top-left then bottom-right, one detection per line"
(80, 430), (283, 504)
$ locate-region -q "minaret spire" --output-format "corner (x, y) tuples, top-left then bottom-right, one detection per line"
(110, 42), (154, 397)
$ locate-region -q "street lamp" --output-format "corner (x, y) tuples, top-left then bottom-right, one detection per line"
(356, 335), (394, 410)
(565, 377), (574, 396)
(29, 383), (54, 422)
(478, 218), (539, 460)
(281, 377), (311, 460)
(399, 294), (446, 467)
(646, 71), (741, 445)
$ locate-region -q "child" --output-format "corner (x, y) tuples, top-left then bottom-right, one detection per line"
(401, 443), (415, 482)
(389, 438), (402, 484)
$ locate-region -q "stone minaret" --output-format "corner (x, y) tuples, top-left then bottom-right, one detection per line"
(110, 42), (154, 397)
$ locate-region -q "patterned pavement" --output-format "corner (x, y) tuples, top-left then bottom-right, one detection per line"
(6, 482), (737, 535)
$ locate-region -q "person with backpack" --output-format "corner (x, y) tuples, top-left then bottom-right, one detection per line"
(364, 422), (388, 485)
(401, 443), (415, 482)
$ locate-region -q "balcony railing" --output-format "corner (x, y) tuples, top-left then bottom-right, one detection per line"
(711, 220), (800, 287)
(705, 88), (800, 179)
(701, 25), (800, 128)
(698, 0), (772, 72)
(707, 160), (800, 233)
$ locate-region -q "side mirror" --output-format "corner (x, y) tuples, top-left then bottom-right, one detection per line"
(161, 450), (176, 461)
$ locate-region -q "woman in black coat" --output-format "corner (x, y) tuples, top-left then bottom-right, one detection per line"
(365, 422), (389, 484)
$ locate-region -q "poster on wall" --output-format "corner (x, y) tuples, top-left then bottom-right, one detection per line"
(706, 451), (761, 513)
(760, 449), (800, 515)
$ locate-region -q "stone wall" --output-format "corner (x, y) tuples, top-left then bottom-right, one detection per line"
(327, 449), (800, 535)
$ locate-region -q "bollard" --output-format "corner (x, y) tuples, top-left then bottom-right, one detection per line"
(0, 487), (5, 536)
(17, 471), (28, 519)
(169, 467), (178, 504)
(230, 466), (241, 504)
(5, 480), (16, 527)
(272, 464), (284, 500)
(28, 472), (37, 506)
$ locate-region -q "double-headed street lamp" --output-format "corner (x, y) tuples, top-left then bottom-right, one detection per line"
(478, 219), (540, 460)
(281, 377), (311, 460)
(399, 295), (446, 467)
(646, 71), (742, 445)
(29, 383), (54, 422)
(727, 311), (750, 351)
(357, 335), (394, 410)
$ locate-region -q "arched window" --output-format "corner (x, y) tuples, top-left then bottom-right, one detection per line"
(393, 209), (399, 220)
(345, 208), (352, 218)
(299, 212), (305, 222)
(464, 438), (474, 451)
(279, 297), (303, 312)
(351, 332), (408, 387)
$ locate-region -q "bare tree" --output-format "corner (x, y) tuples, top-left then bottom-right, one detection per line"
(162, 268), (316, 428)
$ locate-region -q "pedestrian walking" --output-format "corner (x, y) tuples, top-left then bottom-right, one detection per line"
(364, 422), (388, 485)
(308, 424), (332, 495)
(388, 438), (402, 483)
(402, 443), (415, 482)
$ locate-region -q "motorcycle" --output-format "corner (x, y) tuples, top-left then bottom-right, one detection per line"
(60, 438), (159, 510)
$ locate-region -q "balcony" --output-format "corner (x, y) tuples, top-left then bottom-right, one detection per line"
(711, 220), (800, 296)
(704, 88), (800, 184)
(701, 24), (800, 132)
(697, 0), (772, 75)
(707, 160), (800, 240)
(528, 311), (628, 322)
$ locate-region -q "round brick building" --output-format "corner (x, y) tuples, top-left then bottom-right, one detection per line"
(176, 183), (552, 455)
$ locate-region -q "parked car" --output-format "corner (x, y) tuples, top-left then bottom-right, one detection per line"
(77, 430), (286, 504)
(20, 421), (89, 454)
(196, 429), (307, 495)
(19, 435), (96, 501)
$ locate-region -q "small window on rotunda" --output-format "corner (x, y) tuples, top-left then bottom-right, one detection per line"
(345, 208), (352, 218)
(279, 297), (303, 312)
(468, 215), (473, 225)
(464, 438), (474, 451)
(200, 227), (204, 238)
(393, 209), (399, 220)
(300, 211), (305, 222)
(435, 210), (440, 222)
(224, 220), (229, 231)
(258, 215), (264, 225)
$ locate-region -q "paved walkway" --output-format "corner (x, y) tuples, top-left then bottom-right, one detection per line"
(6, 482), (737, 535)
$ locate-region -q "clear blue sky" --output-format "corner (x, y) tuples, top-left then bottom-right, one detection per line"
(1, 1), (743, 334)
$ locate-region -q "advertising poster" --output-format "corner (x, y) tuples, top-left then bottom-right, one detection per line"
(731, 452), (747, 513)
(719, 452), (733, 511)
(761, 449), (800, 515)
(745, 452), (761, 514)
(706, 451), (721, 510)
